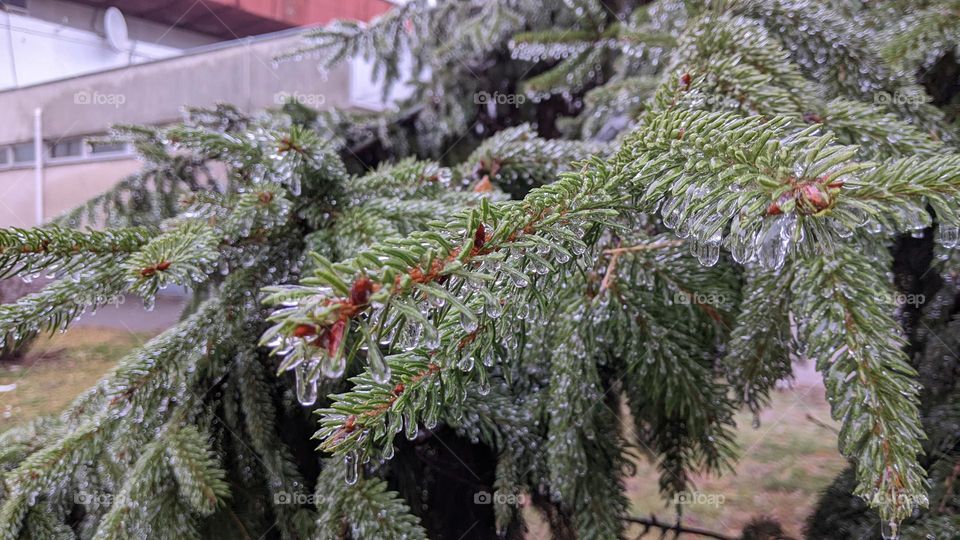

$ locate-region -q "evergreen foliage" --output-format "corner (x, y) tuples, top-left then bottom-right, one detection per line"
(0, 1), (959, 539)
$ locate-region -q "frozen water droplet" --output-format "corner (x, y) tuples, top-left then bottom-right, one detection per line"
(295, 363), (318, 406)
(423, 323), (440, 350)
(322, 353), (346, 378)
(365, 334), (391, 384)
(484, 295), (503, 318)
(880, 520), (899, 540)
(757, 220), (788, 271)
(691, 241), (720, 267)
(460, 311), (479, 333)
(344, 451), (358, 485)
(405, 417), (419, 441)
(482, 351), (495, 367)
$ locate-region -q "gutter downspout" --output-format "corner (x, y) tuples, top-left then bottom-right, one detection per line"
(34, 107), (43, 225)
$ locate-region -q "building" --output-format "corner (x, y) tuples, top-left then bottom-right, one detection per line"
(0, 0), (397, 227)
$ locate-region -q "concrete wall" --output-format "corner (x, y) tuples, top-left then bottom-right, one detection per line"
(0, 157), (141, 227)
(0, 26), (405, 227)
(0, 30), (352, 144)
(0, 0), (217, 91)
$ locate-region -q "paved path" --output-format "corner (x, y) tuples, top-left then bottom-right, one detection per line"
(74, 295), (187, 333)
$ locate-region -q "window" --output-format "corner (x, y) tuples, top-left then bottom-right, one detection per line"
(88, 141), (127, 155)
(0, 0), (29, 12)
(11, 143), (34, 163)
(50, 138), (83, 159)
(0, 147), (8, 166)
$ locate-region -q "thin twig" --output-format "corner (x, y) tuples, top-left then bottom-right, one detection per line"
(624, 514), (735, 540)
(805, 413), (839, 434)
(600, 240), (685, 291)
(603, 239), (685, 255)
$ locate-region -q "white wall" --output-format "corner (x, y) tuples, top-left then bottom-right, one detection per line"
(0, 10), (183, 90)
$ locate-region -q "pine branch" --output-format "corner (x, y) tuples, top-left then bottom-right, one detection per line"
(792, 244), (927, 524)
(313, 459), (427, 540)
(0, 226), (154, 279)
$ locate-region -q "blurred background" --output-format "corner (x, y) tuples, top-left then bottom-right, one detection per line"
(0, 0), (402, 230)
(0, 0), (408, 327)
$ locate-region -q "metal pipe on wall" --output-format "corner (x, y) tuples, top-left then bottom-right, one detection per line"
(33, 107), (43, 225)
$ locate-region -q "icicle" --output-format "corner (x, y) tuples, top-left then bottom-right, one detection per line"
(510, 272), (529, 288)
(344, 451), (358, 485)
(880, 520), (899, 540)
(365, 333), (391, 384)
(484, 294), (503, 318)
(405, 416), (419, 440)
(402, 322), (422, 349)
(458, 355), (474, 372)
(423, 323), (441, 350)
(460, 310), (479, 333)
(691, 241), (720, 267)
(321, 353), (346, 378)
(757, 219), (788, 271)
(482, 351), (495, 367)
(295, 362), (318, 406)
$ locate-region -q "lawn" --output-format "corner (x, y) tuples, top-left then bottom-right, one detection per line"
(0, 327), (154, 432)
(621, 387), (845, 538)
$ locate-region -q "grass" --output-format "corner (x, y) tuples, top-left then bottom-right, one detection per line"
(620, 387), (846, 538)
(0, 327), (153, 432)
(1, 327), (845, 538)
(524, 386), (846, 539)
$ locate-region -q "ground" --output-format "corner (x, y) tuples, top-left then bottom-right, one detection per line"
(0, 328), (153, 431)
(0, 323), (845, 538)
(621, 386), (845, 538)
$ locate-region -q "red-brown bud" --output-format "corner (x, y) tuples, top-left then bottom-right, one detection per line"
(291, 324), (317, 338)
(474, 224), (487, 250)
(350, 276), (374, 306)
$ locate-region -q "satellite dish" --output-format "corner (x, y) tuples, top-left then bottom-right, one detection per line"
(103, 7), (130, 52)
